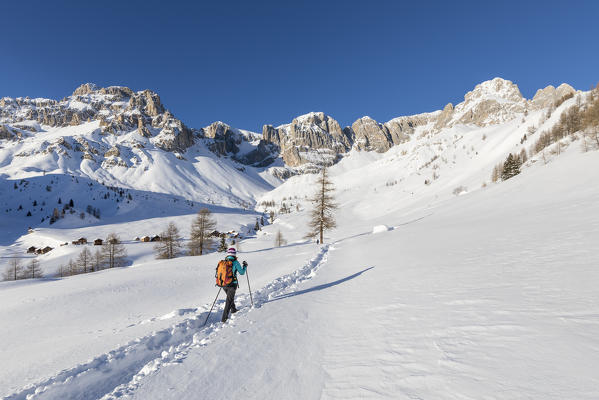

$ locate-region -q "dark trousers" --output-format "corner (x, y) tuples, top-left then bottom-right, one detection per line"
(221, 285), (237, 322)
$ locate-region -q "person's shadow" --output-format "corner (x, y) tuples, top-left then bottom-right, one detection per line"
(268, 266), (374, 303)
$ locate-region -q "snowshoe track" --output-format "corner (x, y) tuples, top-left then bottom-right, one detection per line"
(5, 245), (330, 400)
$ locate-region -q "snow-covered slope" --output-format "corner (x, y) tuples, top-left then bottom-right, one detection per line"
(1, 77), (598, 399)
(0, 84), (278, 211)
(2, 144), (598, 400)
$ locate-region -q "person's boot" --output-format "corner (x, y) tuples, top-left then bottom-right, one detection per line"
(231, 306), (238, 314)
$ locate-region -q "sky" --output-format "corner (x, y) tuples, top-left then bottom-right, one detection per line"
(1, 1), (598, 132)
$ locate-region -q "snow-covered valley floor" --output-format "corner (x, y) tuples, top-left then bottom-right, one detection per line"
(2, 151), (599, 399)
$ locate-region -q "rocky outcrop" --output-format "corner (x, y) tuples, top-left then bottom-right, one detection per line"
(0, 124), (12, 140)
(1, 83), (194, 152)
(452, 78), (526, 127)
(351, 117), (392, 152)
(127, 90), (164, 117)
(201, 121), (242, 156)
(238, 140), (279, 167)
(72, 83), (98, 96)
(104, 146), (120, 158)
(530, 83), (576, 109)
(434, 103), (454, 130)
(261, 112), (351, 167)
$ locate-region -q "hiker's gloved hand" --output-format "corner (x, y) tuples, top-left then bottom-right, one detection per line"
(243, 261), (248, 267)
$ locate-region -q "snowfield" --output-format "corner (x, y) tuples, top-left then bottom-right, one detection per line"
(1, 146), (598, 399)
(1, 79), (599, 398)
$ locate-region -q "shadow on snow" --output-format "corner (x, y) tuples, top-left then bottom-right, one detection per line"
(267, 266), (374, 303)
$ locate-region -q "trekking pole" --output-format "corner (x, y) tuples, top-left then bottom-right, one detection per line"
(244, 262), (254, 307)
(203, 287), (221, 327)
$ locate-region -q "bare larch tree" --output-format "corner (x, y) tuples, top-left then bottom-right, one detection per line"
(155, 222), (182, 259)
(25, 258), (43, 279)
(102, 233), (127, 268)
(3, 258), (24, 281)
(275, 230), (286, 247)
(77, 247), (92, 273)
(92, 249), (103, 272)
(189, 208), (216, 256)
(306, 167), (337, 244)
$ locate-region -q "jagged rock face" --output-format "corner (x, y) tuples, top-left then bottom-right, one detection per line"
(72, 83), (98, 96)
(0, 124), (13, 140)
(238, 140), (279, 167)
(0, 83), (195, 153)
(451, 78), (526, 127)
(202, 121), (241, 156)
(127, 90), (164, 117)
(352, 116), (392, 152)
(385, 113), (433, 144)
(104, 146), (120, 158)
(434, 103), (454, 130)
(262, 112), (351, 167)
(530, 83), (576, 109)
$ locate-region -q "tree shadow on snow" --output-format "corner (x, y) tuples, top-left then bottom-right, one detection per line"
(267, 266), (374, 303)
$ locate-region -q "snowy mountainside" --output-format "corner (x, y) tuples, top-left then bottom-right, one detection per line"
(0, 119), (277, 207)
(258, 87), (590, 223)
(0, 78), (583, 189)
(1, 136), (598, 400)
(256, 77), (579, 171)
(0, 83), (279, 206)
(0, 78), (598, 399)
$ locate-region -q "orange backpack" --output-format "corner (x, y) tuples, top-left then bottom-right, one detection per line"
(215, 259), (234, 287)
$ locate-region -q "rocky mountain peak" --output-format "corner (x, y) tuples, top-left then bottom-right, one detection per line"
(463, 77), (524, 104)
(261, 112), (351, 167)
(530, 83), (576, 109)
(72, 83), (99, 96)
(1, 83), (194, 153)
(447, 77), (526, 127)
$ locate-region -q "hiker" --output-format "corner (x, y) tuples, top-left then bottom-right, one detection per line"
(216, 247), (247, 322)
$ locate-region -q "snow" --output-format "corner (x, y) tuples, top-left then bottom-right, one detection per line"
(372, 224), (390, 233)
(1, 145), (597, 399)
(1, 81), (599, 399)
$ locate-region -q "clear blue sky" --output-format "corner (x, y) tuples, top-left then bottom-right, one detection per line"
(1, 1), (598, 132)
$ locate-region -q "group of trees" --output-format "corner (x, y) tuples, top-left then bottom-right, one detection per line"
(533, 85), (599, 155)
(491, 150), (528, 183)
(154, 209), (224, 259)
(2, 258), (43, 281)
(58, 233), (127, 277)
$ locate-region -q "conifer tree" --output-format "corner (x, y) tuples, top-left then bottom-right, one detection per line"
(189, 208), (216, 256)
(501, 153), (521, 181)
(218, 236), (227, 252)
(306, 167), (337, 244)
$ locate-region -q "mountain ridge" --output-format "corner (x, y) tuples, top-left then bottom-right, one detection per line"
(1, 78), (578, 171)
